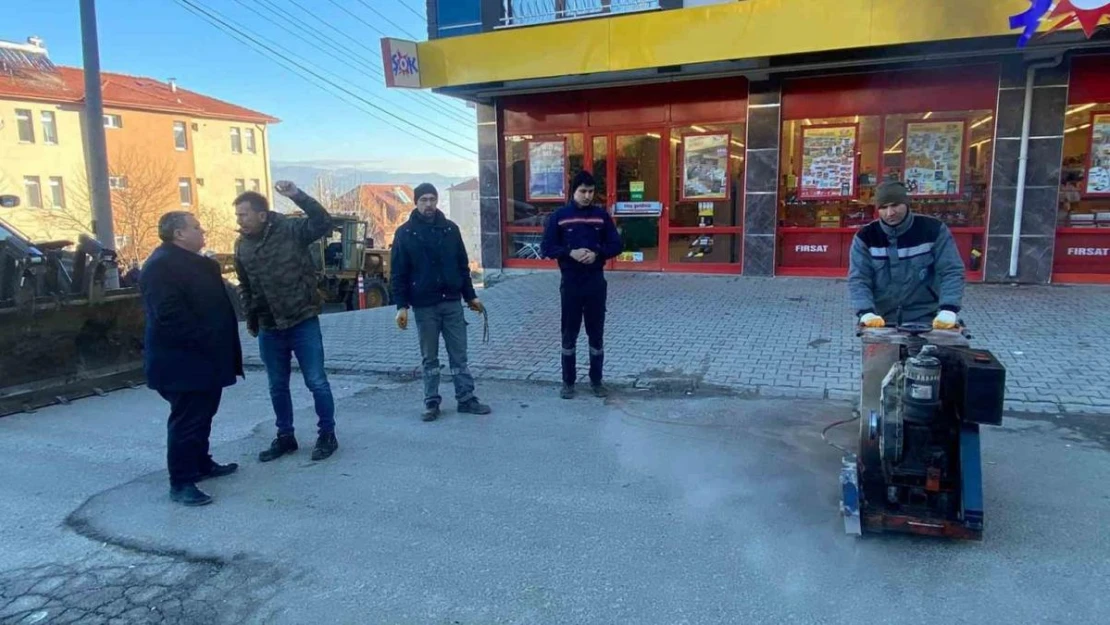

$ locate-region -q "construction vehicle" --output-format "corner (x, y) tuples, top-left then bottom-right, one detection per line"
(835, 323), (1006, 540)
(1, 195), (145, 417)
(304, 213), (391, 311)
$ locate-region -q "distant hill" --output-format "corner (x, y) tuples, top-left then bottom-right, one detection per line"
(269, 161), (471, 213)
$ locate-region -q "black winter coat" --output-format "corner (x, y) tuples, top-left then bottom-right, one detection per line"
(390, 209), (477, 309)
(140, 243), (244, 392)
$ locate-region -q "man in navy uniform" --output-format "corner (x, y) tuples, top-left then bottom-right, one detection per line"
(541, 171), (623, 399)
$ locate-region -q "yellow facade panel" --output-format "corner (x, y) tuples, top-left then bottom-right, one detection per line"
(417, 0), (1073, 89)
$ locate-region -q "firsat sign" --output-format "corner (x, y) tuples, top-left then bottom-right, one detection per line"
(1067, 247), (1110, 256)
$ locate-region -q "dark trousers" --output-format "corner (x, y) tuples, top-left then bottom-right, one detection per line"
(560, 277), (607, 386)
(158, 388), (223, 487)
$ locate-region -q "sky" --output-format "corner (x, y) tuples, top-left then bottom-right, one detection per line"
(5, 0), (478, 176)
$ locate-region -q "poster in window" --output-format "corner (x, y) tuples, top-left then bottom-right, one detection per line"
(526, 139), (567, 202)
(1085, 113), (1110, 196)
(798, 125), (858, 200)
(681, 133), (730, 201)
(903, 120), (966, 197)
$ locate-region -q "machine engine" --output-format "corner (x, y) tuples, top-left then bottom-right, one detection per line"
(841, 324), (1006, 540)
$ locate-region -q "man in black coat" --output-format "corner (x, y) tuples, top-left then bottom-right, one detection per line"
(140, 211), (244, 506)
(391, 182), (491, 422)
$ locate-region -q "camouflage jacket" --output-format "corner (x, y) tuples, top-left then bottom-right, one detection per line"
(234, 192), (333, 331)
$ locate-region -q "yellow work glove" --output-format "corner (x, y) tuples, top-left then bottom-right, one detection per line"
(859, 313), (885, 328)
(933, 310), (958, 330)
(395, 308), (409, 330)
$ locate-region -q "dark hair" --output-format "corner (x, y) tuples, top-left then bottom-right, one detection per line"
(233, 191), (269, 213)
(571, 171), (596, 193)
(158, 211), (193, 243)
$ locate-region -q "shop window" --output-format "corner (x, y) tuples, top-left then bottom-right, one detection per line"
(1055, 101), (1110, 277)
(667, 123), (745, 266)
(503, 133), (584, 228)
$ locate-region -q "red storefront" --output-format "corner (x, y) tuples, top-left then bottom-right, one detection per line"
(775, 66), (998, 279)
(499, 78), (748, 274)
(1054, 54), (1110, 284)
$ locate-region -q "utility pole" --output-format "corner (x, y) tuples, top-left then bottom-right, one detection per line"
(80, 0), (119, 287)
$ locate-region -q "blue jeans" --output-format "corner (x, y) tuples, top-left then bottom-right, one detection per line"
(258, 316), (335, 436)
(414, 300), (475, 407)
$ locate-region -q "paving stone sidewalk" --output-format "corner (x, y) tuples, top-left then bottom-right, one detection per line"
(240, 272), (1110, 416)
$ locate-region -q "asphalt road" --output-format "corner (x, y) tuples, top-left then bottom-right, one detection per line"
(1, 374), (1107, 624)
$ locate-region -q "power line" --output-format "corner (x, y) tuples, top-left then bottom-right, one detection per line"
(274, 0), (474, 125)
(392, 0), (426, 21)
(353, 0), (421, 40)
(172, 0), (477, 160)
(233, 0), (474, 140)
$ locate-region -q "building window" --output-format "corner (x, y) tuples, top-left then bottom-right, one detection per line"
(103, 114), (123, 129)
(48, 177), (66, 209)
(235, 179), (246, 195)
(245, 128), (256, 153)
(24, 176), (43, 208)
(109, 176), (128, 190)
(41, 111), (58, 145)
(230, 127), (242, 153)
(173, 121), (188, 150)
(249, 178), (260, 192)
(179, 178), (193, 205)
(16, 109), (34, 143)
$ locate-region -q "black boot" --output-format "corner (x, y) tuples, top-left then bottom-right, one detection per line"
(197, 462), (239, 482)
(590, 382), (609, 398)
(312, 432), (338, 461)
(458, 398), (491, 415)
(561, 384), (576, 399)
(259, 434), (298, 463)
(170, 483), (212, 507)
(423, 402), (441, 422)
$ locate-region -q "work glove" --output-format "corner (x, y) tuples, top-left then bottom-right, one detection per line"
(859, 313), (885, 328)
(933, 310), (959, 330)
(467, 298), (485, 314)
(395, 308), (409, 331)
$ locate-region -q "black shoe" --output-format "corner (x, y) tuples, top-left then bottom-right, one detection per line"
(259, 434), (298, 463)
(591, 383), (609, 398)
(458, 398), (491, 415)
(422, 404), (441, 422)
(561, 385), (576, 399)
(170, 483), (212, 507)
(197, 462), (239, 482)
(311, 432), (338, 461)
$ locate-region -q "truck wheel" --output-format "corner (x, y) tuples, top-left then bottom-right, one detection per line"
(363, 281), (388, 309)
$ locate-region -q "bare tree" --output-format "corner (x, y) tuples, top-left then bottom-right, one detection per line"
(195, 201), (239, 254)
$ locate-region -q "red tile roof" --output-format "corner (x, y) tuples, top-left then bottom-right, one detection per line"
(0, 65), (279, 124)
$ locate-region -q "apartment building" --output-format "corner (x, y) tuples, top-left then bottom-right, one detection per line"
(0, 36), (278, 260)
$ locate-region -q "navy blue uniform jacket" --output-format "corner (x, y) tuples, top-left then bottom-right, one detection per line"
(140, 243), (244, 392)
(541, 203), (622, 282)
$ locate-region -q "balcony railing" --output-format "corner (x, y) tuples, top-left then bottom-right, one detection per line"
(500, 0), (662, 27)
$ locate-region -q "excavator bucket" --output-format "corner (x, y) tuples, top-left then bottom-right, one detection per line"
(0, 291), (145, 417)
(1, 207), (147, 417)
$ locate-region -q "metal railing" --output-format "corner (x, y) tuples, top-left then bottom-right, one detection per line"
(500, 0), (661, 27)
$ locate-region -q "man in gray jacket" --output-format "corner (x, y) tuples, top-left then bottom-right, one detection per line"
(847, 180), (965, 329)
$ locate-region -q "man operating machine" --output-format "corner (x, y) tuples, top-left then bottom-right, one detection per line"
(837, 180), (1006, 540)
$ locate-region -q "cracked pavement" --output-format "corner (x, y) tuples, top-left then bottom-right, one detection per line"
(1, 368), (1108, 624)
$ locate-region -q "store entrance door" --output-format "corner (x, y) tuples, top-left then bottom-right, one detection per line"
(589, 131), (666, 271)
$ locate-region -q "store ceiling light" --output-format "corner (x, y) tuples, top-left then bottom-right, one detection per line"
(691, 125), (707, 132)
(923, 112), (933, 119)
(1067, 103), (1096, 115)
(971, 116), (993, 129)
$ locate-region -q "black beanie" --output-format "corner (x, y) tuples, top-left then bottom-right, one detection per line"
(413, 183), (438, 202)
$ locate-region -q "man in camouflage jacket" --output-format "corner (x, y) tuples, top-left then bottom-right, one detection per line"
(233, 181), (338, 463)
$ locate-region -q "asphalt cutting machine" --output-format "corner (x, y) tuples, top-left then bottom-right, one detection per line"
(835, 323), (1006, 540)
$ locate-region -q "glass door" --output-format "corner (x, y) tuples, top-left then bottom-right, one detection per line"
(611, 132), (665, 270)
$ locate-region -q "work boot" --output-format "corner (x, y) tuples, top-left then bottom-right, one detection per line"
(560, 384), (576, 399)
(197, 462), (239, 482)
(458, 398), (491, 415)
(170, 483), (212, 507)
(422, 403), (441, 422)
(311, 432), (338, 461)
(591, 382), (609, 398)
(258, 434), (298, 463)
